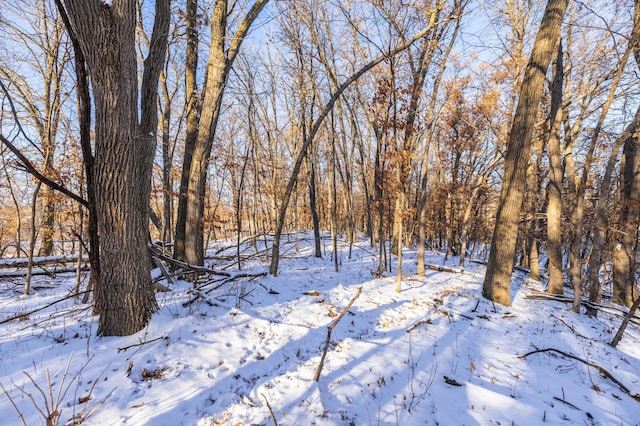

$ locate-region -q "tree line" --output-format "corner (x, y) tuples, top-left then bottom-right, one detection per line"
(0, 0), (638, 336)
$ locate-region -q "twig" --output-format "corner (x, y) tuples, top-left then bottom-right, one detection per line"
(549, 314), (589, 340)
(117, 336), (169, 353)
(553, 396), (581, 410)
(261, 393), (278, 426)
(407, 318), (432, 332)
(518, 348), (639, 402)
(313, 287), (362, 381)
(0, 382), (27, 426)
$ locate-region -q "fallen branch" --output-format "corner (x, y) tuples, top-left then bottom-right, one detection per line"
(549, 314), (590, 340)
(200, 272), (267, 294)
(182, 272), (268, 307)
(0, 266), (90, 278)
(313, 287), (362, 382)
(518, 348), (639, 402)
(553, 395), (581, 410)
(407, 318), (432, 332)
(0, 254), (89, 269)
(117, 336), (170, 353)
(525, 291), (640, 327)
(149, 246), (230, 278)
(428, 264), (464, 273)
(0, 290), (90, 325)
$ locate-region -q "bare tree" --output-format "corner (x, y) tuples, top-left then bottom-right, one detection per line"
(174, 0), (269, 266)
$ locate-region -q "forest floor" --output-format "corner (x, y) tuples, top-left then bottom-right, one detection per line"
(1, 233), (639, 425)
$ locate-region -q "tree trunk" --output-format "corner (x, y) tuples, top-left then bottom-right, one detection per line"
(307, 157), (322, 258)
(483, 0), (569, 306)
(613, 2), (640, 308)
(38, 179), (56, 256)
(546, 41), (565, 295)
(613, 118), (640, 307)
(63, 0), (169, 336)
(174, 0), (199, 261)
(177, 0), (269, 266)
(53, 0), (100, 306)
(587, 108), (638, 309)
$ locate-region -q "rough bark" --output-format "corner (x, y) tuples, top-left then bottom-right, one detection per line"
(483, 0), (569, 306)
(54, 0), (101, 306)
(62, 0), (169, 336)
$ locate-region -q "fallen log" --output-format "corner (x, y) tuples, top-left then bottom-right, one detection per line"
(428, 264), (464, 273)
(0, 290), (90, 325)
(0, 254), (89, 269)
(0, 266), (90, 278)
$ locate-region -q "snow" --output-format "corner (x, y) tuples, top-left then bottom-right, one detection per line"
(1, 233), (639, 425)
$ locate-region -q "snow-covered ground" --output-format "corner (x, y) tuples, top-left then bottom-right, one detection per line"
(1, 233), (638, 425)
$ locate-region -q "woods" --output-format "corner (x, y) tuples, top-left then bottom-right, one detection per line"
(0, 0), (639, 337)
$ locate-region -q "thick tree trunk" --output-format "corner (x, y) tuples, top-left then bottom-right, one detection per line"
(483, 0), (569, 306)
(53, 0), (100, 305)
(63, 0), (169, 336)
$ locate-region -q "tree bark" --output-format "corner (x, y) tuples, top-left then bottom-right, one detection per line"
(546, 41), (564, 295)
(483, 0), (569, 306)
(63, 0), (169, 336)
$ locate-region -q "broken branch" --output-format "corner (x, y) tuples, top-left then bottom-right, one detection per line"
(313, 287), (362, 382)
(518, 348), (639, 402)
